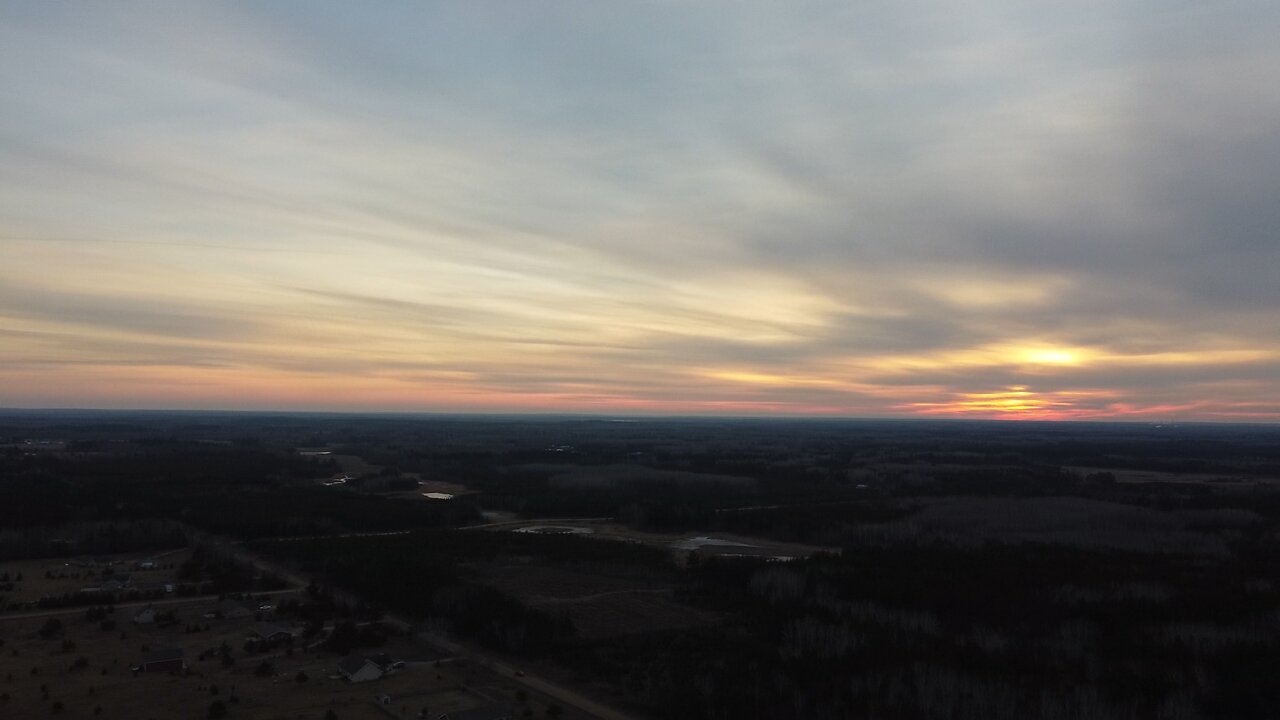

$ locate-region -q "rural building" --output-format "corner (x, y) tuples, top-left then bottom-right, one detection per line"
(248, 622), (293, 644)
(142, 647), (185, 673)
(216, 599), (255, 619)
(132, 606), (157, 624)
(369, 653), (405, 674)
(337, 656), (383, 683)
(100, 574), (131, 592)
(436, 706), (515, 720)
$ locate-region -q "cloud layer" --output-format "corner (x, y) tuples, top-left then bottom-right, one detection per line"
(2, 2), (1278, 419)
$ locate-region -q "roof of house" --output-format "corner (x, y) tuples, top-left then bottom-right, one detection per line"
(441, 706), (514, 720)
(249, 622), (292, 639)
(144, 647), (184, 664)
(337, 656), (377, 676)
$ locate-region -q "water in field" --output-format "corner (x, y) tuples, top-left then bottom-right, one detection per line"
(671, 536), (757, 551)
(513, 525), (594, 535)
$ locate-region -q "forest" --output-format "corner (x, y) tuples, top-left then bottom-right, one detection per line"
(3, 410), (1280, 718)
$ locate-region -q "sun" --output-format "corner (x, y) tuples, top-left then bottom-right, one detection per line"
(1019, 348), (1082, 365)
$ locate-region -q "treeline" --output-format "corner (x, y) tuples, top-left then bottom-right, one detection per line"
(463, 465), (758, 523)
(565, 541), (1280, 720)
(0, 445), (480, 546)
(0, 520), (188, 561)
(253, 530), (670, 656)
(258, 525), (1280, 718)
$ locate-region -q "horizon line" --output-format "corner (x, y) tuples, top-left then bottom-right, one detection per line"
(1, 406), (1275, 427)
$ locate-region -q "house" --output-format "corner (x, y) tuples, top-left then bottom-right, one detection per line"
(100, 574), (132, 592)
(141, 647), (185, 673)
(248, 622), (293, 644)
(436, 706), (515, 720)
(369, 653), (405, 675)
(215, 599), (254, 619)
(133, 606), (157, 624)
(337, 656), (383, 683)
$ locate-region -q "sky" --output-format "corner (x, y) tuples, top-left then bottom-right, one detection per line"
(1, 2), (1278, 421)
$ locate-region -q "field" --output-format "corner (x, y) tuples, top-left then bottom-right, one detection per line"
(477, 564), (718, 640)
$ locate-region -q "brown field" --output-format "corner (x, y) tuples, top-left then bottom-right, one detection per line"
(0, 593), (590, 720)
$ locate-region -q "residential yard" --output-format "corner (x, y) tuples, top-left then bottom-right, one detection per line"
(0, 549), (191, 607)
(0, 594), (590, 719)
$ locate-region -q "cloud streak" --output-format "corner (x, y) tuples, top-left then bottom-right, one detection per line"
(1, 1), (1278, 420)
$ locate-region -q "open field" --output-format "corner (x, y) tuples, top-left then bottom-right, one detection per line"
(477, 564), (718, 640)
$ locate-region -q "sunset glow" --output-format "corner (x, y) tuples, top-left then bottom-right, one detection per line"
(2, 3), (1278, 421)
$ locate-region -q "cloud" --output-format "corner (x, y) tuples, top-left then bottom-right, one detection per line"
(1, 1), (1278, 418)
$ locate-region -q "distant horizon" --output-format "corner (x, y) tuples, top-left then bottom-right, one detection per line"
(3, 405), (1277, 428)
